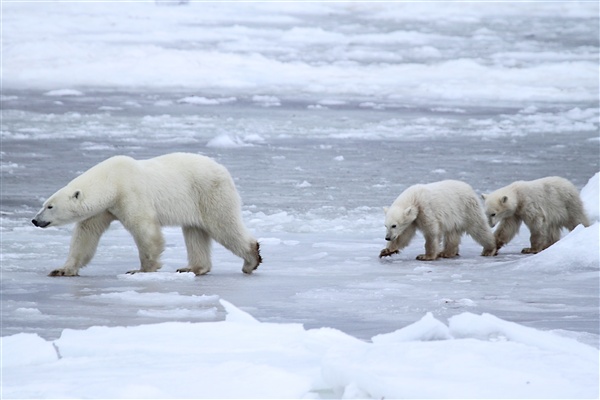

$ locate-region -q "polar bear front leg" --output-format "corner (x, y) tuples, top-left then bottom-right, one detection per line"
(49, 212), (114, 276)
(379, 224), (417, 258)
(417, 231), (440, 261)
(494, 216), (521, 252)
(125, 219), (165, 274)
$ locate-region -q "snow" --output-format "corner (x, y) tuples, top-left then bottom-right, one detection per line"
(2, 301), (598, 399)
(2, 2), (599, 398)
(581, 172), (599, 222)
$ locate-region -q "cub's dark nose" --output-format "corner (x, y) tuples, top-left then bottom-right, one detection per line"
(385, 236), (391, 241)
(32, 219), (39, 227)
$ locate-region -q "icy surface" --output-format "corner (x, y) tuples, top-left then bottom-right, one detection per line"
(1, 2), (599, 398)
(2, 302), (598, 399)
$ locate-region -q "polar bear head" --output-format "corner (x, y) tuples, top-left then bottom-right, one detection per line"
(481, 191), (517, 227)
(32, 187), (86, 228)
(383, 205), (418, 241)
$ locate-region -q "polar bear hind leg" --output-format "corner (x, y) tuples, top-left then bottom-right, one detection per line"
(438, 230), (460, 258)
(177, 226), (212, 275)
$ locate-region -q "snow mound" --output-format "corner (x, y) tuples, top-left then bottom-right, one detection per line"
(581, 172), (599, 222)
(3, 302), (598, 399)
(372, 312), (452, 343)
(513, 222), (599, 272)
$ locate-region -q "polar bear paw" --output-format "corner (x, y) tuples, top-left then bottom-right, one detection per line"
(437, 251), (459, 258)
(242, 242), (262, 274)
(416, 253), (438, 261)
(480, 247), (498, 257)
(48, 268), (79, 277)
(379, 248), (399, 258)
(521, 247), (541, 254)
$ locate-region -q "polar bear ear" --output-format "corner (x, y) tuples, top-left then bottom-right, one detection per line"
(72, 190), (81, 200)
(383, 206), (389, 214)
(404, 206), (418, 220)
(501, 195), (508, 204)
(481, 193), (488, 200)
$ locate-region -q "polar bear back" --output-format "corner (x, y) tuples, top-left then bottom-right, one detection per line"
(510, 176), (579, 203)
(67, 153), (240, 227)
(505, 176), (583, 223)
(392, 180), (485, 230)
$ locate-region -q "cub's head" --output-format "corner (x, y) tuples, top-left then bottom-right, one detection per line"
(32, 188), (84, 228)
(481, 192), (517, 228)
(383, 205), (418, 242)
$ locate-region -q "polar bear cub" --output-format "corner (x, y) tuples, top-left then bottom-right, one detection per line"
(32, 153), (262, 276)
(482, 176), (590, 254)
(380, 180), (496, 261)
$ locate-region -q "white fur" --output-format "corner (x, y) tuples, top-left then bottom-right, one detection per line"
(482, 176), (590, 254)
(380, 180), (496, 261)
(33, 153), (261, 276)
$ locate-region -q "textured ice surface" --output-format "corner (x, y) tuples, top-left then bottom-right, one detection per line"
(1, 2), (598, 398)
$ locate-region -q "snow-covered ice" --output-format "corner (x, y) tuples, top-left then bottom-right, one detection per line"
(1, 2), (599, 398)
(3, 300), (598, 399)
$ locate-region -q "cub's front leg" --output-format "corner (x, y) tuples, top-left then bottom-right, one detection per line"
(417, 231), (440, 261)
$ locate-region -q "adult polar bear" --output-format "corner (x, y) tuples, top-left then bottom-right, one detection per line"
(380, 180), (496, 260)
(32, 153), (262, 276)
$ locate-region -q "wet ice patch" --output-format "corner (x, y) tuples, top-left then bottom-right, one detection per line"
(84, 291), (219, 307)
(137, 307), (218, 319)
(252, 95), (281, 107)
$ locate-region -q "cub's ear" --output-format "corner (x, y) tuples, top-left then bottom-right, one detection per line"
(481, 193), (487, 200)
(404, 206), (418, 220)
(383, 206), (389, 215)
(501, 195), (508, 204)
(72, 190), (82, 200)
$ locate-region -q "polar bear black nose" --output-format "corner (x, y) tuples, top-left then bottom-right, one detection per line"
(385, 236), (391, 241)
(32, 219), (50, 228)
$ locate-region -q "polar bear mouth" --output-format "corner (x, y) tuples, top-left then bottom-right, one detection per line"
(31, 219), (51, 228)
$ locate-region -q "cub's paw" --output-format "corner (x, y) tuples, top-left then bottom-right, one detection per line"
(176, 267), (192, 273)
(379, 248), (399, 258)
(521, 247), (540, 254)
(438, 252), (459, 259)
(416, 254), (437, 261)
(48, 269), (78, 277)
(481, 247), (497, 257)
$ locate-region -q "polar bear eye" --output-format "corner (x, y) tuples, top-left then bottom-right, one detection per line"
(47, 205), (53, 210)
(490, 213), (496, 217)
(391, 224), (397, 228)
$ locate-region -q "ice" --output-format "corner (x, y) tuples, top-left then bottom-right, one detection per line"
(3, 303), (597, 399)
(43, 89), (84, 97)
(206, 134), (252, 148)
(2, 2), (599, 398)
